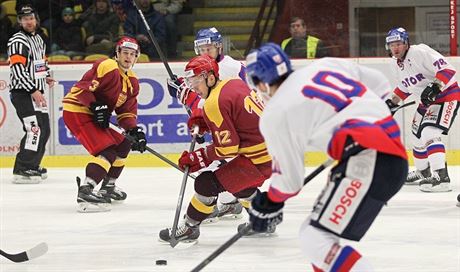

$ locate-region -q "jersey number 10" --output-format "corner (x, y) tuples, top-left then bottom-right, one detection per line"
(302, 71), (366, 111)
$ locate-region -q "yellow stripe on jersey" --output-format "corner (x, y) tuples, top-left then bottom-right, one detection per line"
(96, 59), (119, 79)
(249, 155), (272, 165)
(89, 155), (111, 172)
(239, 142), (267, 154)
(117, 112), (136, 122)
(62, 103), (92, 114)
(204, 79), (231, 128)
(215, 145), (239, 157)
(191, 195), (215, 214)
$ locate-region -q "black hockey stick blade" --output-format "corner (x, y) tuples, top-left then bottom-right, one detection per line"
(0, 242), (48, 263)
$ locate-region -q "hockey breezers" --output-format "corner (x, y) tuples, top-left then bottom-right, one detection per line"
(190, 159), (335, 272)
(0, 242), (48, 263)
(109, 123), (196, 179)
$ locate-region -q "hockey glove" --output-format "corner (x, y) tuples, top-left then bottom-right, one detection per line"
(249, 191), (284, 232)
(421, 82), (441, 106)
(127, 126), (146, 153)
(167, 75), (181, 98)
(187, 109), (209, 136)
(178, 148), (211, 173)
(167, 76), (200, 109)
(90, 102), (110, 128)
(385, 99), (399, 115)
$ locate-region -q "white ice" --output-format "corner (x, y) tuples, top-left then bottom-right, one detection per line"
(1, 166), (459, 272)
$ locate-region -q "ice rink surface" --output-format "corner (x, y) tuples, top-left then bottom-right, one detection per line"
(1, 166), (459, 272)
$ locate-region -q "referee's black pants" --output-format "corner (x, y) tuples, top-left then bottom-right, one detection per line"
(10, 90), (50, 172)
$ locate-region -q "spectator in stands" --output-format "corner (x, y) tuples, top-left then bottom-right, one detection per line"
(152, 0), (185, 58)
(111, 0), (133, 23)
(280, 17), (328, 59)
(83, 0), (119, 55)
(52, 7), (84, 58)
(124, 0), (166, 60)
(0, 4), (14, 59)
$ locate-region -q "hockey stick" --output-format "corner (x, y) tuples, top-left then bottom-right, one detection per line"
(170, 126), (200, 248)
(391, 100), (416, 115)
(132, 0), (174, 79)
(132, 1), (206, 144)
(0, 242), (48, 263)
(190, 158), (335, 272)
(109, 123), (196, 179)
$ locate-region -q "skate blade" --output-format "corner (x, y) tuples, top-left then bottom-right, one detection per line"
(202, 217), (220, 224)
(419, 184), (452, 193)
(218, 213), (244, 220)
(77, 202), (111, 213)
(242, 232), (278, 238)
(404, 181), (420, 186)
(12, 176), (42, 184)
(158, 238), (198, 247)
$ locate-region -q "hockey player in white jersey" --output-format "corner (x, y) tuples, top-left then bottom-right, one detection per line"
(167, 27), (246, 222)
(384, 27), (460, 192)
(244, 43), (408, 272)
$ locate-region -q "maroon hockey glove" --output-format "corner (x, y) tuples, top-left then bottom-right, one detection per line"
(178, 148), (212, 173)
(187, 109), (209, 136)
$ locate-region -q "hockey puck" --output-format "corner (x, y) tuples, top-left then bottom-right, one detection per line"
(156, 260), (167, 265)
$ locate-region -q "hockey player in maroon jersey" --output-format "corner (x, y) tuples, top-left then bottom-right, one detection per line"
(62, 36), (146, 212)
(159, 55), (272, 243)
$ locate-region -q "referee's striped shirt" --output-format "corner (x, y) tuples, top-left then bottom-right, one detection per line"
(7, 29), (49, 93)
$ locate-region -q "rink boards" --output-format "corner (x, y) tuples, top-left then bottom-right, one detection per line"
(0, 58), (459, 166)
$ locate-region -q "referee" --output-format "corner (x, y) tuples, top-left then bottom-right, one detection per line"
(7, 5), (55, 184)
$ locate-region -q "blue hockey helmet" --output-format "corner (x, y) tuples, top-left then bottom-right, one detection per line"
(194, 27), (223, 55)
(245, 43), (292, 87)
(385, 27), (409, 50)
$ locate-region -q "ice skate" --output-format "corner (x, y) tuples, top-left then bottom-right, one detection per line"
(202, 201), (244, 224)
(237, 222), (277, 238)
(419, 167), (451, 193)
(456, 194), (460, 207)
(100, 178), (127, 202)
(405, 167), (430, 185)
(76, 177), (111, 213)
(158, 222), (200, 244)
(38, 166), (48, 180)
(12, 169), (42, 184)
